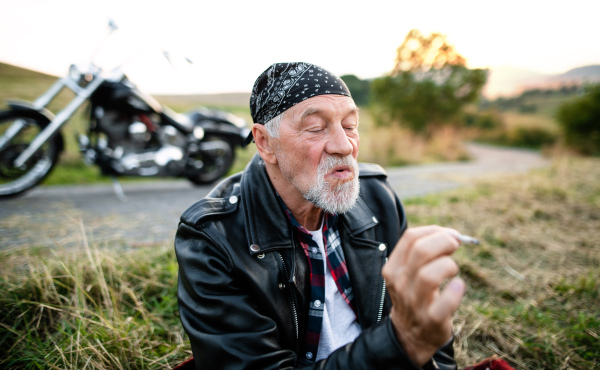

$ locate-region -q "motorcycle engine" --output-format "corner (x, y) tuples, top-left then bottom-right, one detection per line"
(95, 109), (186, 176)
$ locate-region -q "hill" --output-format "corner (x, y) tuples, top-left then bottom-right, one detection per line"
(0, 62), (58, 105)
(554, 64), (600, 81)
(485, 64), (600, 98)
(154, 92), (250, 108)
(0, 61), (251, 110)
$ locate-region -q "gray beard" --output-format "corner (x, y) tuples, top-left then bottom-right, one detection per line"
(303, 155), (360, 214)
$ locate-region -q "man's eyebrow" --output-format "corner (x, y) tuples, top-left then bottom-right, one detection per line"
(300, 108), (321, 119)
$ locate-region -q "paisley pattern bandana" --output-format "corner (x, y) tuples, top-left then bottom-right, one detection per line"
(249, 62), (352, 125)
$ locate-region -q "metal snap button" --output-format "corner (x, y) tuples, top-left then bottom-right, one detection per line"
(229, 195), (238, 204)
(257, 253), (265, 259)
(378, 243), (387, 252)
(250, 244), (260, 252)
(372, 216), (379, 224)
(314, 300), (322, 308)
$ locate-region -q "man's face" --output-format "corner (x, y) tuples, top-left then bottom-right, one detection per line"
(272, 95), (360, 214)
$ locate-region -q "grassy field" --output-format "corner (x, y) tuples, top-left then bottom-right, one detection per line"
(1, 154), (598, 369)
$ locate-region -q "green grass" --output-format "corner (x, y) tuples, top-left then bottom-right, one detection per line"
(1, 155), (599, 369)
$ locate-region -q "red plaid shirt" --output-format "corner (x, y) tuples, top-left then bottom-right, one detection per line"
(279, 199), (357, 363)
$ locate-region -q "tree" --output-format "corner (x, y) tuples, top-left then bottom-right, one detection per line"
(556, 84), (600, 155)
(340, 74), (371, 106)
(371, 29), (488, 133)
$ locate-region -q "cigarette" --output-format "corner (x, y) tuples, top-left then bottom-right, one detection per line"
(457, 234), (480, 245)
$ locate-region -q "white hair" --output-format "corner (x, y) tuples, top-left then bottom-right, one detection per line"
(263, 112), (284, 138)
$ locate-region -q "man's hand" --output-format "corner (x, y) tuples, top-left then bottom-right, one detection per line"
(381, 225), (465, 367)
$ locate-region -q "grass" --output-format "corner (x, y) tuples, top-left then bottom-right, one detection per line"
(0, 222), (189, 369)
(2, 155), (599, 369)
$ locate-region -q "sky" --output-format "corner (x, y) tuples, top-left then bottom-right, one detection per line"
(1, 0), (599, 95)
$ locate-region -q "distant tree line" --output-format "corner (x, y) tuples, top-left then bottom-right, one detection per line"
(340, 74), (371, 106)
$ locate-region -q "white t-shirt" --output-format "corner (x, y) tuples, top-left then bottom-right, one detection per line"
(308, 227), (362, 361)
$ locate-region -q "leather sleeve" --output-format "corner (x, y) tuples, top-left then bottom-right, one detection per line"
(176, 221), (456, 370)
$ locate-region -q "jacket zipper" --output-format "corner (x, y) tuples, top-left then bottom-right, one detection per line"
(278, 252), (299, 340)
(376, 257), (388, 323)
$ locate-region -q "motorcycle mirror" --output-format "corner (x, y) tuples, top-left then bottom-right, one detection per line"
(108, 19), (118, 33)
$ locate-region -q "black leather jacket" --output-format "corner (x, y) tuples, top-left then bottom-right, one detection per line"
(176, 154), (457, 369)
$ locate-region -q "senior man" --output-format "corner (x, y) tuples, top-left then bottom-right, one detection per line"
(175, 62), (465, 369)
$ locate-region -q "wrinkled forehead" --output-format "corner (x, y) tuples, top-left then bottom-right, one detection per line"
(283, 94), (359, 123)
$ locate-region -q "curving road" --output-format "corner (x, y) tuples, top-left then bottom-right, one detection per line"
(0, 143), (548, 250)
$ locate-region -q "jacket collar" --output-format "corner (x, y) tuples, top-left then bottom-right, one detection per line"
(240, 154), (378, 255)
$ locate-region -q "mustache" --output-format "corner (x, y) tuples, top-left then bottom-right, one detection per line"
(317, 155), (358, 177)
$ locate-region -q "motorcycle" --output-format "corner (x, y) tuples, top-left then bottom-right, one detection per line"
(0, 22), (250, 198)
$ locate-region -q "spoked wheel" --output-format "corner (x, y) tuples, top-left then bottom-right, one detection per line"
(0, 110), (60, 198)
(186, 134), (235, 185)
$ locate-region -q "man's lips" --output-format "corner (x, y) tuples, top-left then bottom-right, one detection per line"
(327, 165), (353, 179)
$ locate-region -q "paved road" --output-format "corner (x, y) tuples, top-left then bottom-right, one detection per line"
(0, 143), (548, 249)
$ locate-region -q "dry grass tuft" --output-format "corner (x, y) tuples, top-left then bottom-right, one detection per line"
(0, 222), (190, 369)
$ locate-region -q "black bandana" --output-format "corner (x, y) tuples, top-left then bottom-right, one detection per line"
(249, 62), (352, 125)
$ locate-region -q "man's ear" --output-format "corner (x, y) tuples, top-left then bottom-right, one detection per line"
(253, 123), (277, 164)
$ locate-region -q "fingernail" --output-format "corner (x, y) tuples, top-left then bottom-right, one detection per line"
(444, 229), (460, 239)
(450, 279), (464, 292)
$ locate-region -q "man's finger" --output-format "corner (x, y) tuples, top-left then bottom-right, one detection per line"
(404, 232), (459, 278)
(413, 256), (459, 297)
(391, 225), (451, 265)
(428, 277), (465, 323)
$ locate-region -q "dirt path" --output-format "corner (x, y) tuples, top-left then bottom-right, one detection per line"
(0, 143), (548, 249)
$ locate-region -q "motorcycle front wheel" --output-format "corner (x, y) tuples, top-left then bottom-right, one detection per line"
(186, 134), (235, 185)
(0, 110), (60, 198)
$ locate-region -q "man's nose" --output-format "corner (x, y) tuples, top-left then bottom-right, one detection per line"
(325, 124), (354, 156)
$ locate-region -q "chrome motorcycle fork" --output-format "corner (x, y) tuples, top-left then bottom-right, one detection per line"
(13, 76), (105, 168)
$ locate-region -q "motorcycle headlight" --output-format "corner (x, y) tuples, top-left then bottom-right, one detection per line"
(68, 64), (96, 87)
(68, 64), (81, 81)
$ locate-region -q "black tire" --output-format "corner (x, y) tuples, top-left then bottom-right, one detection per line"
(186, 134), (235, 185)
(0, 110), (61, 198)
